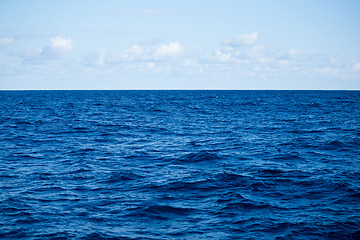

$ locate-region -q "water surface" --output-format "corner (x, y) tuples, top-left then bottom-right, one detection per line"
(1, 90), (359, 239)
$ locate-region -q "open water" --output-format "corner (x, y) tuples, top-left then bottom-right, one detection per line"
(0, 90), (360, 240)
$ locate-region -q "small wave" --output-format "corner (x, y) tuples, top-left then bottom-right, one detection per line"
(70, 148), (97, 155)
(67, 168), (92, 174)
(0, 229), (28, 239)
(274, 153), (304, 161)
(257, 168), (286, 176)
(39, 232), (73, 240)
(70, 126), (89, 131)
(288, 129), (325, 134)
(0, 208), (31, 215)
(15, 216), (41, 224)
(126, 204), (195, 220)
(149, 178), (223, 193)
(177, 151), (222, 163)
(0, 173), (16, 179)
(105, 170), (143, 183)
(214, 172), (249, 188)
(221, 200), (280, 211)
(216, 192), (245, 204)
(321, 140), (345, 150)
(215, 172), (245, 182)
(28, 186), (66, 193)
(14, 120), (32, 125)
(144, 204), (194, 216)
(349, 190), (360, 199)
(347, 138), (360, 147)
(81, 232), (137, 240)
(8, 153), (43, 160)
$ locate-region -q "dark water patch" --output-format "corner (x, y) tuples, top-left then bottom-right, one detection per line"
(177, 151), (222, 163)
(143, 204), (194, 216)
(0, 229), (29, 239)
(322, 140), (346, 150)
(126, 204), (196, 221)
(39, 232), (74, 240)
(257, 168), (286, 176)
(67, 168), (92, 174)
(106, 170), (143, 182)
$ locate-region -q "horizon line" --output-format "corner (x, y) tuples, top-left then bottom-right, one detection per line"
(0, 89), (359, 91)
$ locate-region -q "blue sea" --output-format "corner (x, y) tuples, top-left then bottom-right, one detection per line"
(0, 90), (359, 240)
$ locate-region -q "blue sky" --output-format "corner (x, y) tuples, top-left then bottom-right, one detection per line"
(1, 0), (360, 89)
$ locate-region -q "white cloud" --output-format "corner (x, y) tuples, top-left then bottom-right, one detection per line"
(0, 37), (14, 46)
(206, 34), (356, 82)
(122, 45), (143, 60)
(147, 62), (155, 69)
(288, 49), (303, 57)
(352, 62), (360, 72)
(50, 36), (72, 53)
(107, 45), (144, 63)
(215, 50), (231, 62)
(224, 32), (258, 46)
(40, 36), (73, 59)
(155, 42), (184, 58)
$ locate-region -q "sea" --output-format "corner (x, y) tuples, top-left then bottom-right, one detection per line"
(0, 90), (359, 240)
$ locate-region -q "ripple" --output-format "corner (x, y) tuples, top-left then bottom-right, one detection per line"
(177, 151), (222, 163)
(105, 170), (143, 182)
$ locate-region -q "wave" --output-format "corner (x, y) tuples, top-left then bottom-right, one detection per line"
(105, 170), (143, 183)
(175, 151), (222, 163)
(0, 229), (29, 239)
(81, 232), (140, 240)
(126, 204), (195, 221)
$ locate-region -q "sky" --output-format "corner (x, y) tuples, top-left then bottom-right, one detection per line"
(0, 0), (360, 90)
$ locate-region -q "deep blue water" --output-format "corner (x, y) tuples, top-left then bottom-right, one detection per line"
(0, 90), (360, 240)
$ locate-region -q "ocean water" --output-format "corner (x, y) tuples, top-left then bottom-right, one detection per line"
(0, 90), (359, 240)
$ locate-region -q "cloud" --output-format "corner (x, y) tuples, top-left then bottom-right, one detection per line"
(147, 62), (155, 69)
(106, 45), (145, 64)
(94, 42), (186, 75)
(155, 42), (184, 59)
(84, 48), (106, 67)
(215, 50), (232, 62)
(74, 33), (360, 88)
(244, 45), (266, 59)
(104, 42), (185, 67)
(40, 36), (73, 59)
(0, 37), (14, 46)
(206, 33), (355, 82)
(352, 62), (360, 72)
(288, 49), (303, 57)
(211, 33), (272, 63)
(50, 36), (72, 53)
(223, 32), (258, 46)
(121, 45), (143, 60)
